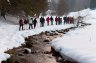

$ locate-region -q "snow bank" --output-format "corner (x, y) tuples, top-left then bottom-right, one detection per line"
(51, 9), (96, 63)
(67, 8), (91, 18)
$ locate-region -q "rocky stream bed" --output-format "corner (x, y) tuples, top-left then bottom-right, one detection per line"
(2, 23), (91, 63)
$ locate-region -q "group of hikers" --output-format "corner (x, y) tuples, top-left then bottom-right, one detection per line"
(19, 17), (37, 31)
(19, 16), (74, 31)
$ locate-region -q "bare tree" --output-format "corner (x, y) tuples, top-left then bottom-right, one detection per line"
(0, 0), (48, 17)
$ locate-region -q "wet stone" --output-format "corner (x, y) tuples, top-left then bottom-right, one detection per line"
(23, 48), (31, 54)
(43, 39), (50, 42)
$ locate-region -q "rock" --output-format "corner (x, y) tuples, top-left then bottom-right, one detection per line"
(49, 32), (54, 36)
(54, 32), (59, 35)
(45, 33), (50, 36)
(43, 39), (50, 42)
(51, 31), (55, 33)
(40, 32), (45, 35)
(64, 29), (69, 32)
(28, 36), (32, 40)
(45, 31), (55, 36)
(23, 48), (31, 54)
(45, 31), (50, 35)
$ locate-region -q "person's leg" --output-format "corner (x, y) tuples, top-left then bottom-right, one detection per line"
(43, 23), (44, 27)
(31, 24), (33, 29)
(51, 21), (52, 25)
(56, 22), (57, 25)
(34, 24), (36, 29)
(48, 22), (49, 26)
(41, 23), (42, 27)
(47, 22), (48, 26)
(29, 24), (30, 29)
(40, 23), (42, 27)
(22, 25), (24, 30)
(52, 21), (53, 25)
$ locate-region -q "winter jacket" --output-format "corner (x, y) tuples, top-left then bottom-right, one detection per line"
(33, 18), (37, 24)
(55, 17), (58, 22)
(29, 18), (33, 24)
(46, 17), (50, 22)
(50, 17), (53, 21)
(19, 19), (24, 25)
(24, 19), (28, 24)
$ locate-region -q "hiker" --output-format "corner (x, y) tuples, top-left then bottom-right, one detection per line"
(19, 19), (24, 31)
(63, 16), (67, 24)
(40, 16), (45, 27)
(29, 18), (33, 29)
(33, 18), (37, 29)
(46, 16), (50, 26)
(42, 17), (45, 27)
(55, 16), (58, 25)
(58, 17), (62, 25)
(50, 16), (54, 25)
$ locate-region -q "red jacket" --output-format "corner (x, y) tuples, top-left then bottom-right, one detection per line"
(46, 17), (50, 22)
(55, 17), (58, 22)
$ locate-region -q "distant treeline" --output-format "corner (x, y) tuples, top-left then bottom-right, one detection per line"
(0, 0), (48, 17)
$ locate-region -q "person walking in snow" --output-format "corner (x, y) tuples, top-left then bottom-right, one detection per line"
(55, 16), (58, 25)
(50, 16), (54, 25)
(40, 16), (45, 27)
(19, 19), (24, 31)
(29, 18), (33, 29)
(46, 16), (50, 26)
(42, 17), (45, 27)
(33, 18), (37, 29)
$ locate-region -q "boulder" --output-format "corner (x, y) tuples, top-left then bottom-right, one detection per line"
(23, 48), (31, 54)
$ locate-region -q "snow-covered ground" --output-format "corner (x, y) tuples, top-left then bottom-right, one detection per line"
(0, 16), (73, 63)
(52, 9), (96, 63)
(0, 8), (96, 63)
